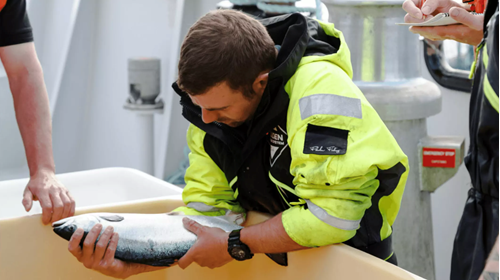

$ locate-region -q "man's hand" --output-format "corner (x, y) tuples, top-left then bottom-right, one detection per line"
(403, 0), (463, 23)
(402, 0), (484, 45)
(178, 218), (233, 269)
(23, 171), (75, 224)
(68, 224), (162, 279)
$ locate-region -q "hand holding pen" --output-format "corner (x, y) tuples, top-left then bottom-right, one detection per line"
(402, 0), (484, 45)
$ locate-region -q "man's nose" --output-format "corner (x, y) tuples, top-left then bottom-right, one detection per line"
(201, 109), (218, 124)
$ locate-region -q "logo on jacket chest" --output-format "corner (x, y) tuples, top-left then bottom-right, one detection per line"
(269, 125), (288, 167)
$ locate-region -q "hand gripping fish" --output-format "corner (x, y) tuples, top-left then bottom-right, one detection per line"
(52, 212), (287, 267)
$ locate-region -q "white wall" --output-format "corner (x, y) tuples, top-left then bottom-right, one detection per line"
(0, 77), (27, 179)
(160, 0), (220, 180)
(33, 0), (80, 112)
(56, 0), (220, 179)
(69, 0), (177, 173)
(51, 0), (97, 173)
(0, 0), (224, 180)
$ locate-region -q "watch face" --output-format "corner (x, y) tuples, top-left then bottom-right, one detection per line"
(231, 247), (247, 260)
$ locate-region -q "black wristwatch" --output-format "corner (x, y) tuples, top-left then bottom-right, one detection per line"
(227, 229), (254, 261)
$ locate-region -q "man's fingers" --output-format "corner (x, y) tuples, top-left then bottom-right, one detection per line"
(67, 191), (76, 217)
(22, 188), (33, 212)
(103, 232), (119, 262)
(49, 192), (64, 224)
(178, 248), (195, 269)
(421, 1), (439, 16)
(82, 224), (102, 260)
(68, 228), (84, 259)
(60, 191), (73, 219)
(94, 226), (114, 261)
(402, 0), (424, 20)
(450, 7), (483, 30)
(405, 13), (433, 23)
(182, 218), (204, 236)
(409, 26), (443, 40)
(178, 220), (201, 269)
(38, 193), (53, 225)
(409, 26), (429, 34)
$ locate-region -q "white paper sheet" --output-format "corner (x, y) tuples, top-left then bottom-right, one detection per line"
(396, 13), (459, 26)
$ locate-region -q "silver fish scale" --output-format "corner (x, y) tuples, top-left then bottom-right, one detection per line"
(53, 213), (243, 266)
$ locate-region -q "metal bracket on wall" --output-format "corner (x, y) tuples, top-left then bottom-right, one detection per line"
(418, 136), (465, 192)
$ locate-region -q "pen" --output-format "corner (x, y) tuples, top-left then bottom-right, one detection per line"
(419, 0), (426, 9)
(462, 0), (485, 13)
(419, 0), (426, 20)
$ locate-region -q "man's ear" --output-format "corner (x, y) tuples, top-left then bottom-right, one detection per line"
(252, 72), (269, 97)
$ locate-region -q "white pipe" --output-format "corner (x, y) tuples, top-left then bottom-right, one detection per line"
(136, 114), (155, 175)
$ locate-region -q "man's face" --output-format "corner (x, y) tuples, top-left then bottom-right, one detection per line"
(189, 82), (264, 128)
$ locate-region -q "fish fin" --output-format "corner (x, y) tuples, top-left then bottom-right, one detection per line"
(265, 253), (288, 266)
(99, 215), (124, 222)
(166, 211), (183, 216)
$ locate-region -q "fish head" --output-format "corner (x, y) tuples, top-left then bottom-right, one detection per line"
(52, 214), (100, 241)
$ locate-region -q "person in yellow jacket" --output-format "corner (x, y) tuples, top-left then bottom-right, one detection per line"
(68, 10), (409, 278)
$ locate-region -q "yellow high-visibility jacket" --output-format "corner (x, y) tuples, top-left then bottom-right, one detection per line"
(172, 13), (409, 261)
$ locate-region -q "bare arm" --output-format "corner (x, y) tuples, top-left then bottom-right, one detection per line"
(0, 42), (75, 224)
(0, 42), (53, 176)
(240, 212), (307, 254)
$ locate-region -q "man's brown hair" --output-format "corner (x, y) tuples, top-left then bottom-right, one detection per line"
(177, 10), (276, 98)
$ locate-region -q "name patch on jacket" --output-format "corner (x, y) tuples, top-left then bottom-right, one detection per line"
(304, 124), (348, 155)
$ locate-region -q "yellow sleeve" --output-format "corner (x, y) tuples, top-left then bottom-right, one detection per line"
(172, 124), (246, 217)
(281, 62), (408, 247)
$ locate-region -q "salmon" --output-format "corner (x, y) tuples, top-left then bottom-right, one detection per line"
(52, 212), (287, 266)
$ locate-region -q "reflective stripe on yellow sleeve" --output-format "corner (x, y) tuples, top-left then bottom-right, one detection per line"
(305, 199), (361, 231)
(299, 94), (362, 120)
(186, 202), (227, 213)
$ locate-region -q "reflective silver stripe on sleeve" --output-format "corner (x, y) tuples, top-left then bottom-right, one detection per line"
(299, 94), (362, 120)
(306, 199), (361, 231)
(186, 202), (225, 213)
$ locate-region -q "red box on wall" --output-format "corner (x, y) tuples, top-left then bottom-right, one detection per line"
(423, 148), (457, 168)
(422, 147), (456, 168)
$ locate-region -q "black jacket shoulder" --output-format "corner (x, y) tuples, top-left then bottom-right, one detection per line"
(0, 0), (33, 47)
